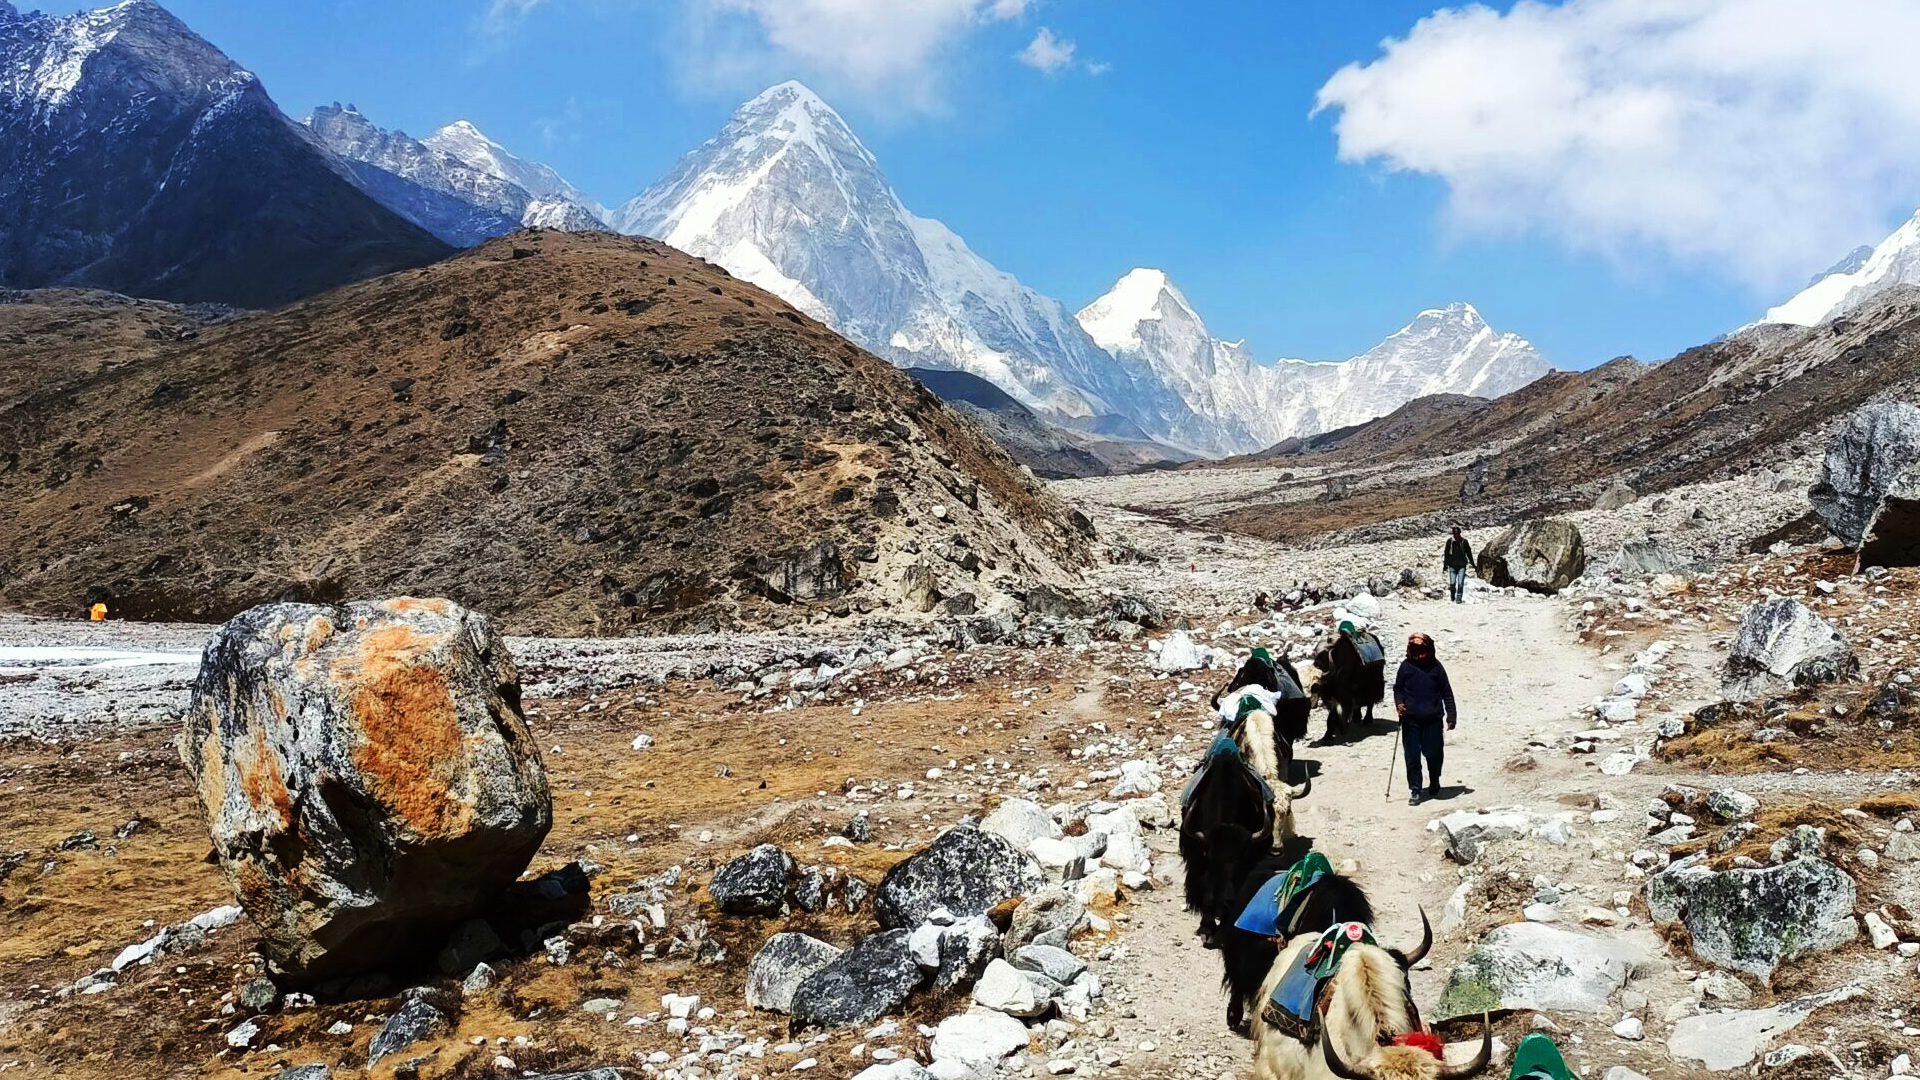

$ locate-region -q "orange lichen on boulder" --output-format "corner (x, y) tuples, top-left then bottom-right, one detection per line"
(346, 627), (470, 839)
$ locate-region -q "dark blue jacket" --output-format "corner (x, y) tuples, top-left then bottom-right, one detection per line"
(1394, 657), (1457, 723)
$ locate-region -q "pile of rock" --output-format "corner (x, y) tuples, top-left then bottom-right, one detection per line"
(736, 797), (1170, 1075)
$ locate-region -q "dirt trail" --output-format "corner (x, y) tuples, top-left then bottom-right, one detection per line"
(1093, 592), (1621, 1079)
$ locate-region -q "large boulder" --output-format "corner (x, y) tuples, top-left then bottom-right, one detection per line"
(708, 844), (795, 916)
(1435, 922), (1649, 1019)
(1644, 855), (1857, 981)
(979, 798), (1060, 851)
(789, 929), (926, 1030)
(1475, 519), (1587, 594)
(1723, 599), (1858, 698)
(929, 1010), (1031, 1071)
(1807, 401), (1920, 548)
(1859, 460), (1920, 568)
(873, 827), (1044, 931)
(746, 932), (843, 1013)
(180, 599), (551, 980)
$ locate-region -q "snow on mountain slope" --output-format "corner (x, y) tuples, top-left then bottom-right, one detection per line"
(613, 81), (1159, 433)
(307, 104), (604, 238)
(425, 119), (607, 224)
(1077, 270), (1550, 447)
(1761, 209), (1920, 327)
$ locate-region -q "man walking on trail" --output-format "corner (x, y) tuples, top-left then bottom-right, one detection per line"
(1394, 632), (1456, 805)
(1443, 527), (1473, 603)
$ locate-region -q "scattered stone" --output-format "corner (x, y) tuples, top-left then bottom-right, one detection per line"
(980, 799), (1060, 851)
(180, 599), (552, 980)
(1434, 808), (1573, 864)
(747, 933), (844, 1014)
(1006, 887), (1085, 953)
(1703, 788), (1759, 822)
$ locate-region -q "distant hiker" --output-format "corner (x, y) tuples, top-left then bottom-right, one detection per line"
(1393, 632), (1456, 806)
(1443, 527), (1474, 603)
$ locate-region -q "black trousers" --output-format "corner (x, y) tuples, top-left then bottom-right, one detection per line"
(1402, 715), (1445, 792)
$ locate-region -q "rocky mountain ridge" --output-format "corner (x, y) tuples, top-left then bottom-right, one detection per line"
(0, 0), (449, 307)
(0, 232), (1095, 633)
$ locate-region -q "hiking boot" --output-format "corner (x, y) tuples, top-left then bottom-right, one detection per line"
(1427, 782), (1441, 798)
(1408, 791), (1423, 806)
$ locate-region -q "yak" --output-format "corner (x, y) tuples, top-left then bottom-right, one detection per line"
(1214, 650), (1313, 745)
(1210, 840), (1380, 1035)
(1235, 708), (1311, 846)
(1308, 630), (1386, 742)
(1179, 737), (1275, 947)
(1249, 921), (1490, 1080)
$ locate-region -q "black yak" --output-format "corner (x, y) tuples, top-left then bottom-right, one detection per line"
(1309, 626), (1386, 742)
(1179, 735), (1274, 947)
(1211, 843), (1381, 1035)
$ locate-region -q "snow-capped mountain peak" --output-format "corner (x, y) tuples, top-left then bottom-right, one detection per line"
(1077, 268), (1197, 353)
(614, 81), (1144, 426)
(424, 118), (605, 221)
(1076, 272), (1549, 449)
(1760, 208), (1920, 327)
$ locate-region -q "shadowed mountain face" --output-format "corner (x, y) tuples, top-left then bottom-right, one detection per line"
(0, 232), (1094, 633)
(0, 0), (448, 307)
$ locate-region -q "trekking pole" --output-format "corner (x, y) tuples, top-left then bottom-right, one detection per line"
(1385, 723), (1400, 801)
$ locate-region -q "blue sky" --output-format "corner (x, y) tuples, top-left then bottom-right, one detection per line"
(52, 0), (1920, 367)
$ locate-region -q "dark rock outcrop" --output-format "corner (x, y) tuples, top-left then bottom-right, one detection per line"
(708, 844), (796, 916)
(1809, 401), (1920, 549)
(788, 929), (926, 1029)
(873, 827), (1044, 931)
(1723, 598), (1858, 698)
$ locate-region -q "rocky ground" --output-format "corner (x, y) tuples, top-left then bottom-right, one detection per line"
(1, 461), (1916, 1080)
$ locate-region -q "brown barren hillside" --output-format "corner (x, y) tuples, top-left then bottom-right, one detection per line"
(1218, 290), (1920, 541)
(0, 232), (1094, 633)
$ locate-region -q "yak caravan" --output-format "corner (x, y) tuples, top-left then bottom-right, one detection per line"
(3, 2), (1920, 1079)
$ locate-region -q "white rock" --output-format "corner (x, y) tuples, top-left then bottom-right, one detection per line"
(930, 1009), (1031, 1065)
(971, 960), (1045, 1018)
(1151, 632), (1204, 674)
(981, 799), (1060, 850)
(1865, 911), (1899, 949)
(1099, 832), (1151, 875)
(1028, 837), (1078, 870)
(1612, 1017), (1644, 1041)
(1667, 984), (1865, 1071)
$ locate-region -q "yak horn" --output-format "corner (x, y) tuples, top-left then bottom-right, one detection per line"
(1289, 772), (1312, 800)
(1400, 908), (1433, 969)
(1317, 1006), (1376, 1080)
(1433, 1014), (1494, 1080)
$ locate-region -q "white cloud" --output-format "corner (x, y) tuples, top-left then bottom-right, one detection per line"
(1018, 27), (1077, 74)
(483, 0), (547, 35)
(1314, 0), (1920, 289)
(678, 0), (1031, 110)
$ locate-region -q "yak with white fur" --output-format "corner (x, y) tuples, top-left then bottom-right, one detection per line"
(1250, 922), (1490, 1080)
